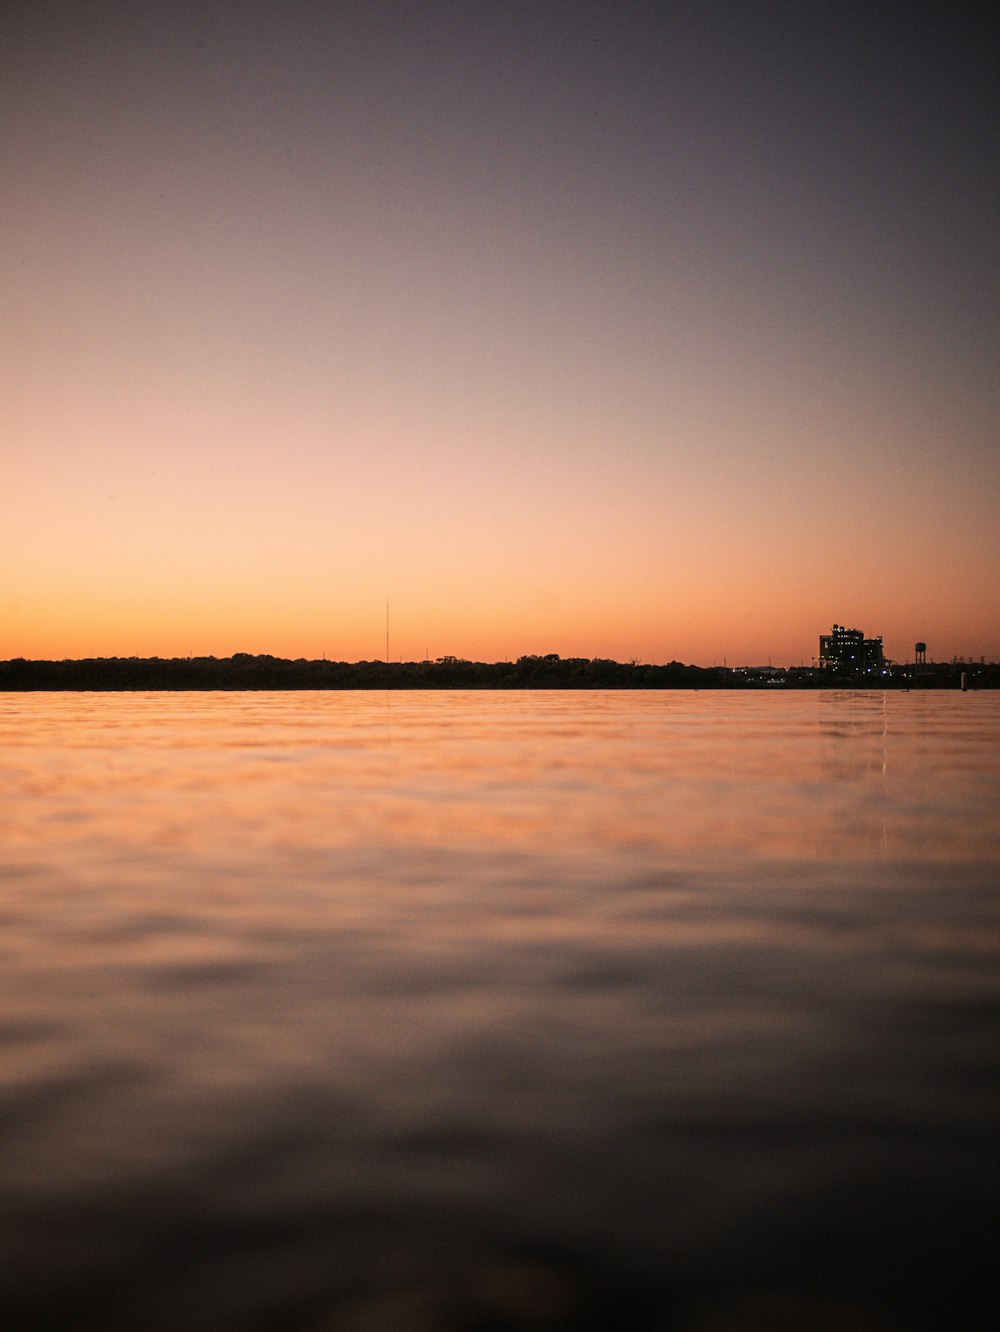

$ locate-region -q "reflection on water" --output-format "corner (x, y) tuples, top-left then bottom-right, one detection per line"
(1, 690), (998, 1329)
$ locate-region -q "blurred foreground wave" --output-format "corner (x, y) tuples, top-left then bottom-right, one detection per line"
(1, 690), (998, 1329)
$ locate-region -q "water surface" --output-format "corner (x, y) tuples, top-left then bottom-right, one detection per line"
(2, 690), (998, 1329)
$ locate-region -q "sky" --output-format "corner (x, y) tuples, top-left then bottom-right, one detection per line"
(4, 0), (998, 666)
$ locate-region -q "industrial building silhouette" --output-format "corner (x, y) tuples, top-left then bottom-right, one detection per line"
(819, 624), (885, 675)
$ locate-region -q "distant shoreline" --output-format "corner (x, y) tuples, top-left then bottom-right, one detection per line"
(1, 655), (994, 691)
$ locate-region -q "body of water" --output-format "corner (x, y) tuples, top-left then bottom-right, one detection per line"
(2, 690), (998, 1329)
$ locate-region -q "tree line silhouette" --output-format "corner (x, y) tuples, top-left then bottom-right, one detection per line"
(2, 653), (995, 690)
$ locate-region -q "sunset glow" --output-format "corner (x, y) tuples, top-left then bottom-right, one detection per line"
(4, 3), (998, 666)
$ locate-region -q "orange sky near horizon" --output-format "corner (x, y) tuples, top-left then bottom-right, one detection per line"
(4, 3), (998, 668)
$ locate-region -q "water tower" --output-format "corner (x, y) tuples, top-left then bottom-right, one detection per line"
(915, 642), (926, 667)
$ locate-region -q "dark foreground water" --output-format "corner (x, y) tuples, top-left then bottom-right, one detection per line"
(1, 690), (998, 1330)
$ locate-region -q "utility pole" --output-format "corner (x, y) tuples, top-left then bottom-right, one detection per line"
(385, 600), (389, 664)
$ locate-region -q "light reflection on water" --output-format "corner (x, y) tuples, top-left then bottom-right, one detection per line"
(1, 689), (999, 1329)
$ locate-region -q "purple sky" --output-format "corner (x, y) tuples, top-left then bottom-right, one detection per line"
(4, 1), (998, 664)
